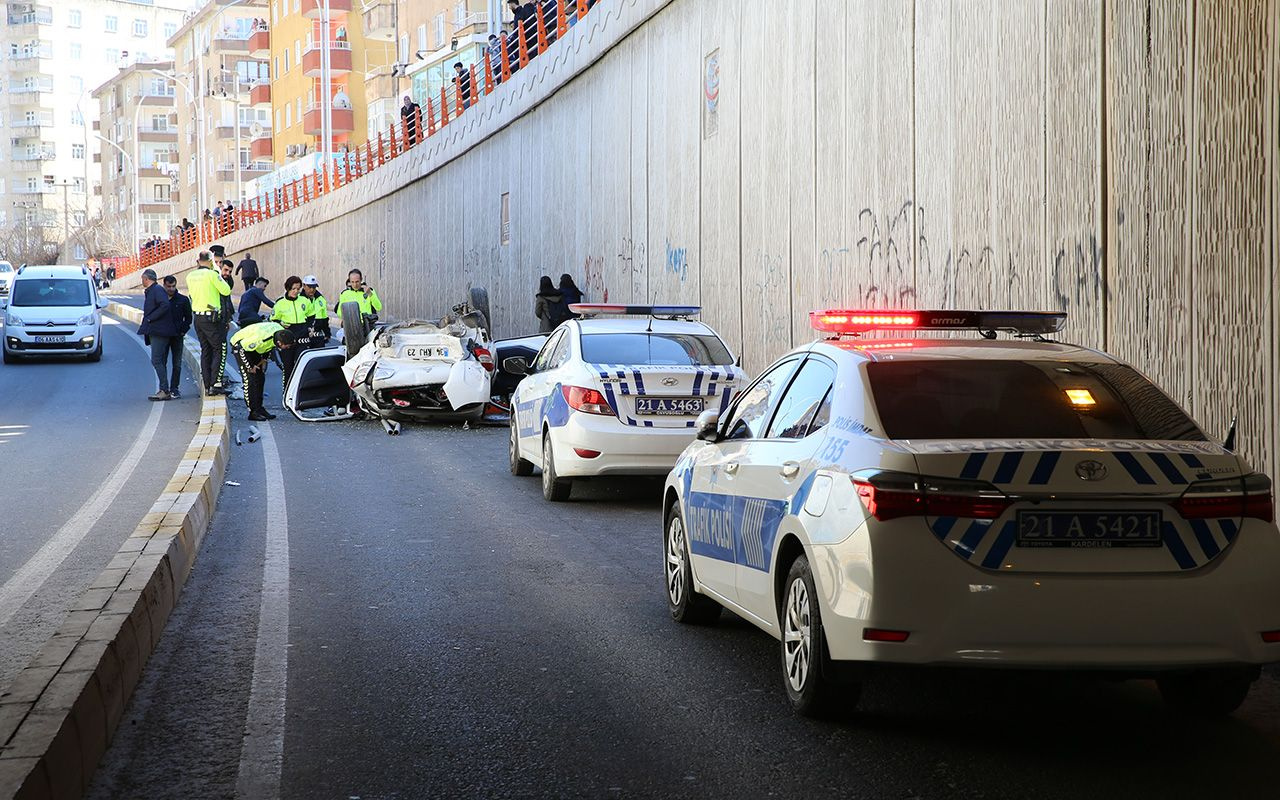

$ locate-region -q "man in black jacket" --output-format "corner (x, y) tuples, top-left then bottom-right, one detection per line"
(162, 275), (192, 398)
(138, 269), (180, 401)
(400, 95), (421, 144)
(235, 252), (259, 290)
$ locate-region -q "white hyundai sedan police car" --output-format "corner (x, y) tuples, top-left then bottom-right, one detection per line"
(663, 309), (1278, 717)
(508, 305), (746, 501)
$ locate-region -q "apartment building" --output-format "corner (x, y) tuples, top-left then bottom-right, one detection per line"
(167, 0), (272, 221)
(263, 0), (391, 166)
(91, 60), (180, 248)
(0, 0), (185, 257)
(360, 0), (497, 138)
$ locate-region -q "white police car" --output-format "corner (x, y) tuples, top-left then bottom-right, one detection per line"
(663, 309), (1279, 717)
(508, 305), (746, 501)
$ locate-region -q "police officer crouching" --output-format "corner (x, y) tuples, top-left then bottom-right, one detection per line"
(271, 275), (313, 392)
(231, 322), (296, 421)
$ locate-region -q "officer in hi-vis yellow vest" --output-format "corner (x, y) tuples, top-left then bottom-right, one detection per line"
(185, 251), (231, 395)
(230, 321), (296, 421)
(271, 275), (313, 393)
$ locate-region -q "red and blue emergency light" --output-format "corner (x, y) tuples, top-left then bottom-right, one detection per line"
(809, 309), (1067, 336)
(570, 304), (702, 318)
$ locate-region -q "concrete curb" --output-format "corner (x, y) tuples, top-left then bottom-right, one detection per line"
(0, 303), (232, 799)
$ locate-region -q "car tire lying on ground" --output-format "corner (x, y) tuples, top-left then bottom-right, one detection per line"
(341, 301), (367, 359)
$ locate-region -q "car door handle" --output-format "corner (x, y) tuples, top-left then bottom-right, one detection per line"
(724, 462), (739, 475)
(780, 461), (801, 478)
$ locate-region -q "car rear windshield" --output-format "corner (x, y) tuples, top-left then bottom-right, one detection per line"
(579, 333), (733, 366)
(866, 360), (1206, 441)
(11, 279), (91, 307)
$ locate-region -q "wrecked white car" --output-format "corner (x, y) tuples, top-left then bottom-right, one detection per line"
(285, 300), (498, 430)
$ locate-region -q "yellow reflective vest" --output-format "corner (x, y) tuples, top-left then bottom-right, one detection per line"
(187, 266), (231, 313)
(307, 292), (329, 320)
(336, 287), (382, 317)
(271, 294), (312, 326)
(231, 321), (284, 354)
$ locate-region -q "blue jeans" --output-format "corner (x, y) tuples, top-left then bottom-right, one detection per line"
(150, 335), (183, 393)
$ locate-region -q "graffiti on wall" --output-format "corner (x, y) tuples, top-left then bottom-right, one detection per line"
(665, 239), (690, 283)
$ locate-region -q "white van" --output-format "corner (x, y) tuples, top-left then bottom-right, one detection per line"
(1, 265), (109, 363)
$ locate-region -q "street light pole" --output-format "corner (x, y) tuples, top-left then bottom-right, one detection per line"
(154, 69), (203, 217)
(320, 0), (332, 180)
(96, 135), (137, 250)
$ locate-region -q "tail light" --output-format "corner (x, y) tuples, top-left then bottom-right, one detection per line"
(473, 346), (494, 371)
(852, 471), (1011, 522)
(561, 385), (613, 416)
(1173, 474), (1273, 522)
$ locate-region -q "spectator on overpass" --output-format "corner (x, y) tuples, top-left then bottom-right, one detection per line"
(509, 0), (536, 57)
(401, 95), (421, 144)
(235, 251), (260, 290)
(453, 62), (473, 110)
(487, 34), (505, 83)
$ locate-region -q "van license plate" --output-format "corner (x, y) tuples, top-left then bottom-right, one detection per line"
(34, 335), (66, 344)
(636, 397), (703, 416)
(1016, 511), (1162, 548)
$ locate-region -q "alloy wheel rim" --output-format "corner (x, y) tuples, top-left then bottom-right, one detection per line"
(666, 517), (686, 606)
(783, 578), (811, 692)
(542, 438), (552, 490)
(510, 418), (518, 466)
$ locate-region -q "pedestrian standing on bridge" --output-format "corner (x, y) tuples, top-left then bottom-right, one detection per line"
(301, 275), (330, 346)
(163, 275), (192, 398)
(401, 95), (421, 145)
(185, 251), (232, 396)
(231, 321), (296, 422)
(272, 275), (313, 392)
(235, 252), (259, 291)
(138, 269), (177, 401)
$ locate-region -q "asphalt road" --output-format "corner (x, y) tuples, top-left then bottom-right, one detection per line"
(0, 315), (195, 690)
(86, 395), (1280, 800)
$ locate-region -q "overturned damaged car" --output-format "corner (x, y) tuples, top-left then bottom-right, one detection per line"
(284, 291), (546, 433)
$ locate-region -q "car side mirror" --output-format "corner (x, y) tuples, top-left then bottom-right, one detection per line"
(96, 297), (110, 309)
(695, 409), (721, 442)
(503, 356), (530, 375)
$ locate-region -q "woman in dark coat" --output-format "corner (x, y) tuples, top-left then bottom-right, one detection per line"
(534, 275), (568, 332)
(558, 274), (584, 307)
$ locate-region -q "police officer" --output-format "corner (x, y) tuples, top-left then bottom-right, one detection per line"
(301, 275), (330, 346)
(271, 275), (313, 391)
(185, 251), (232, 395)
(230, 322), (296, 421)
(334, 269), (383, 323)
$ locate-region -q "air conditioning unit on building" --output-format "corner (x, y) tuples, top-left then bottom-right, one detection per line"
(298, 144), (307, 155)
(285, 144), (298, 156)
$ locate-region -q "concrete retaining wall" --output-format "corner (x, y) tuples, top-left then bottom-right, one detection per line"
(141, 0), (1279, 476)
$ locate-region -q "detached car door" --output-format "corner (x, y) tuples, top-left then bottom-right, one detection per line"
(284, 346), (356, 422)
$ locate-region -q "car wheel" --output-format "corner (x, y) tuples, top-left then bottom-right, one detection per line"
(509, 413), (534, 476)
(468, 287), (491, 336)
(780, 554), (855, 718)
(665, 504), (721, 625)
(2, 349), (17, 364)
(86, 340), (102, 363)
(541, 434), (572, 502)
(341, 301), (367, 359)
(1157, 668), (1255, 716)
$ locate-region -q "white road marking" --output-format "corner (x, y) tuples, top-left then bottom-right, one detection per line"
(0, 395), (164, 628)
(236, 422), (290, 799)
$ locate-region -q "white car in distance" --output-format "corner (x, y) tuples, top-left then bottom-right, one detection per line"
(663, 308), (1279, 718)
(508, 304), (747, 501)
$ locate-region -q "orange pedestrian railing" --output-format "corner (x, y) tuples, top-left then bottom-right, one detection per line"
(121, 0), (602, 277)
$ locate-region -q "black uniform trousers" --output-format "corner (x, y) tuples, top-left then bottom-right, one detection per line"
(193, 314), (224, 391)
(233, 346), (266, 414)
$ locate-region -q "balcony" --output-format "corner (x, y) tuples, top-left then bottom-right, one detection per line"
(303, 0), (352, 18)
(8, 49), (53, 72)
(361, 0), (395, 41)
(363, 65), (396, 104)
(140, 91), (176, 106)
(12, 186), (55, 195)
(215, 121), (255, 140)
(210, 32), (250, 54)
(303, 104), (354, 135)
(216, 161), (273, 181)
(250, 81), (272, 106)
(10, 76), (55, 94)
(250, 134), (273, 160)
(302, 41), (352, 76)
(139, 126), (178, 142)
(5, 6), (52, 36)
(249, 27), (271, 58)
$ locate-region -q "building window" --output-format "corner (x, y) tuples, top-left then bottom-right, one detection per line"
(73, 211), (86, 227)
(433, 15), (445, 49)
(152, 114), (168, 131)
(275, 109), (281, 129)
(105, 15), (118, 33)
(283, 49), (290, 73)
(399, 34), (409, 64)
(417, 24), (428, 53)
(284, 104), (291, 128)
(71, 110), (84, 126)
(164, 22), (177, 39)
(74, 244), (87, 260)
(72, 177), (85, 193)
(296, 98), (302, 124)
(72, 143), (85, 159)
(133, 19), (147, 37)
(294, 40), (300, 64)
(68, 9), (82, 28)
(154, 184), (170, 201)
(70, 43), (81, 60)
(106, 48), (120, 64)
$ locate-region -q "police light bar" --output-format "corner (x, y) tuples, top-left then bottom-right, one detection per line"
(570, 303), (701, 318)
(809, 309), (1067, 336)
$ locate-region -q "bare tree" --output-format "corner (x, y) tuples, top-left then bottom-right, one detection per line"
(72, 213), (134, 260)
(0, 222), (60, 266)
